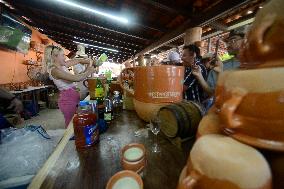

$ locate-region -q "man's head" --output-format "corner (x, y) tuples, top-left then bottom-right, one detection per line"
(182, 44), (201, 67)
(224, 29), (245, 56)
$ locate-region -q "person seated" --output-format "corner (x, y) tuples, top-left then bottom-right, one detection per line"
(0, 88), (23, 128)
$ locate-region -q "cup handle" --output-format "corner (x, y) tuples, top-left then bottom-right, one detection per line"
(220, 88), (248, 129)
(83, 79), (88, 88)
(119, 68), (135, 96)
(181, 171), (200, 189)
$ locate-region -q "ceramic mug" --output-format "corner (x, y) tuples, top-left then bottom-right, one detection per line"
(83, 77), (106, 100)
(106, 170), (143, 189)
(120, 66), (184, 122)
(121, 143), (146, 174)
(177, 134), (272, 189)
(215, 67), (284, 151)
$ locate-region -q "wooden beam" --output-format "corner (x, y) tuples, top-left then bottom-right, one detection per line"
(43, 31), (136, 54)
(134, 0), (251, 57)
(140, 0), (191, 17)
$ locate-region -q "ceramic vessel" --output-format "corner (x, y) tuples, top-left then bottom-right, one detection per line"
(215, 68), (284, 151)
(106, 170), (143, 189)
(83, 77), (106, 100)
(120, 66), (184, 122)
(177, 134), (272, 189)
(121, 143), (146, 174)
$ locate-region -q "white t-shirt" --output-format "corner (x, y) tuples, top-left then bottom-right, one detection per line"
(49, 66), (76, 91)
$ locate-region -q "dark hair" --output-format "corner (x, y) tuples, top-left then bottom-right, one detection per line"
(183, 44), (202, 60)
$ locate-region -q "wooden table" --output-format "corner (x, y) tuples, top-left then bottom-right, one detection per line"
(28, 110), (194, 189)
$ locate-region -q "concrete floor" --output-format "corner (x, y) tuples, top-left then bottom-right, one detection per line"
(18, 108), (65, 130)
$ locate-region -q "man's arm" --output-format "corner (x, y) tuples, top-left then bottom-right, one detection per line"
(65, 58), (93, 68)
(192, 66), (214, 96)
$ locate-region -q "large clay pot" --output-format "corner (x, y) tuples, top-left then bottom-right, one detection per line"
(177, 134), (272, 189)
(120, 66), (184, 122)
(215, 67), (284, 151)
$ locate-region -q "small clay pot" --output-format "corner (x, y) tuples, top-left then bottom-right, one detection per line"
(121, 143), (146, 174)
(106, 170), (143, 189)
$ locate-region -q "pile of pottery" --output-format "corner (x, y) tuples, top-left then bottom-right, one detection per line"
(178, 0), (284, 188)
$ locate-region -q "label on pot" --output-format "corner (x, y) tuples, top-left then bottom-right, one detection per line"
(148, 91), (180, 99)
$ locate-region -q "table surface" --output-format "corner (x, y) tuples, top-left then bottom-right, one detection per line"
(10, 86), (49, 94)
(28, 110), (194, 189)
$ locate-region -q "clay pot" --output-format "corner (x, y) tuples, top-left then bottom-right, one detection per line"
(240, 0), (284, 68)
(215, 67), (284, 151)
(121, 143), (146, 174)
(106, 170), (143, 189)
(120, 66), (184, 122)
(83, 77), (106, 100)
(177, 134), (272, 189)
(196, 112), (223, 138)
(41, 38), (49, 45)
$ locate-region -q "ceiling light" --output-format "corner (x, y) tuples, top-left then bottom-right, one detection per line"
(247, 10), (253, 14)
(73, 41), (119, 52)
(54, 0), (128, 24)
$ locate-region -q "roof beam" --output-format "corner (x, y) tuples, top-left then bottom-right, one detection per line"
(134, 0), (251, 57)
(140, 0), (190, 17)
(11, 2), (153, 41)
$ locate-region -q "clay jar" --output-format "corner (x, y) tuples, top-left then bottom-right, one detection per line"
(121, 143), (146, 175)
(120, 66), (184, 122)
(215, 67), (284, 151)
(83, 77), (106, 100)
(106, 170), (143, 189)
(196, 111), (223, 138)
(177, 134), (272, 189)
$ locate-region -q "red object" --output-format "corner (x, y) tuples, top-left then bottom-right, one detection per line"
(73, 107), (98, 150)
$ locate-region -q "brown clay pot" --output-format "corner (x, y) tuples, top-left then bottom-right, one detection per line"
(121, 143), (146, 174)
(196, 111), (223, 138)
(215, 68), (284, 151)
(178, 134), (272, 189)
(83, 77), (106, 100)
(120, 66), (184, 122)
(106, 170), (143, 189)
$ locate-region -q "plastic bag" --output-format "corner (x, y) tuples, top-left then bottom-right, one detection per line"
(0, 126), (62, 182)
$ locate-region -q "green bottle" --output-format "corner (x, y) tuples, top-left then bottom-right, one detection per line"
(95, 78), (104, 105)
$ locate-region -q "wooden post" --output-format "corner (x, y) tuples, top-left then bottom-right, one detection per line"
(137, 55), (145, 66)
(184, 27), (202, 45)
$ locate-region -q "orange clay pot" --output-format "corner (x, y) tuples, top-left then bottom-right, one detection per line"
(106, 170), (143, 189)
(120, 66), (184, 122)
(121, 143), (146, 174)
